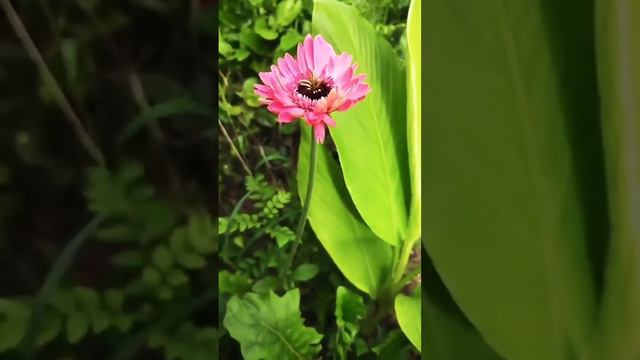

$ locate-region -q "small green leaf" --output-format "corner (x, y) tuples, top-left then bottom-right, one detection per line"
(114, 315), (133, 332)
(277, 28), (303, 52)
(292, 263), (319, 282)
(240, 27), (270, 55)
(276, 0), (302, 27)
(254, 18), (279, 40)
(335, 286), (367, 359)
(50, 290), (75, 314)
(372, 329), (410, 359)
(142, 266), (162, 286)
(152, 245), (173, 271)
(187, 214), (217, 254)
(219, 270), (252, 295)
(157, 286), (173, 301)
(73, 287), (110, 333)
(395, 288), (421, 352)
(175, 251), (207, 270)
(167, 269), (189, 286)
(66, 311), (89, 344)
(36, 308), (62, 346)
(252, 276), (279, 293)
(224, 289), (323, 360)
(0, 299), (29, 351)
(104, 289), (124, 312)
(112, 250), (145, 267)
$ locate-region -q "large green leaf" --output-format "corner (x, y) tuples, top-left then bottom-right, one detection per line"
(224, 289), (322, 360)
(395, 288), (421, 352)
(423, 260), (503, 360)
(424, 1), (600, 359)
(595, 1), (640, 359)
(424, 287), (503, 360)
(405, 0), (421, 245)
(298, 125), (393, 296)
(312, 0), (409, 247)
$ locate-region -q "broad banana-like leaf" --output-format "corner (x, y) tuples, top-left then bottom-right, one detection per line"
(312, 0), (409, 247)
(298, 125), (393, 297)
(595, 1), (640, 359)
(405, 0), (421, 245)
(424, 1), (601, 359)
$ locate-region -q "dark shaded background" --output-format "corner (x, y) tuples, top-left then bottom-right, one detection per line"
(0, 1), (217, 359)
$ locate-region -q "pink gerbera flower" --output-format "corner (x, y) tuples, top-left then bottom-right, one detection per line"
(254, 34), (371, 144)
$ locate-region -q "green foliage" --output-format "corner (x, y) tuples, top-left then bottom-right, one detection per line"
(85, 162), (215, 301)
(219, 174), (295, 249)
(297, 125), (394, 297)
(149, 323), (218, 360)
(334, 286), (367, 359)
(313, 0), (409, 247)
(0, 299), (29, 351)
(424, 1), (598, 359)
(394, 287), (421, 351)
(219, 0), (413, 358)
(0, 287), (134, 351)
(405, 0), (421, 244)
(595, 2), (640, 358)
(224, 289), (322, 360)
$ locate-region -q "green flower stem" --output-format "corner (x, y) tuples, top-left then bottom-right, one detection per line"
(282, 137), (318, 281)
(391, 237), (419, 289)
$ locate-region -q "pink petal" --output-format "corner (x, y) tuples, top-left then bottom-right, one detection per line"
(312, 35), (336, 73)
(304, 111), (323, 126)
(314, 124), (326, 144)
(337, 99), (355, 112)
(327, 53), (353, 80)
(303, 35), (315, 72)
(322, 114), (336, 127)
(254, 84), (272, 99)
(258, 71), (275, 87)
(277, 57), (294, 80)
(348, 83), (371, 100)
(283, 53), (300, 78)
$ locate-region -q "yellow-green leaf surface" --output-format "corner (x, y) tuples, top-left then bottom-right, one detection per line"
(395, 288), (421, 352)
(298, 126), (393, 296)
(425, 1), (598, 359)
(312, 0), (409, 247)
(405, 0), (421, 245)
(595, 1), (640, 359)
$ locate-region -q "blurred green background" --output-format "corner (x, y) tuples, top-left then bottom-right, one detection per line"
(0, 1), (216, 359)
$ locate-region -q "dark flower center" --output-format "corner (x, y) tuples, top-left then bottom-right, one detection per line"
(297, 77), (331, 100)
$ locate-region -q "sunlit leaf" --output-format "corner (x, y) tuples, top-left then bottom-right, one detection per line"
(405, 0), (421, 244)
(313, 0), (409, 247)
(224, 289), (322, 360)
(395, 287), (421, 352)
(298, 125), (393, 296)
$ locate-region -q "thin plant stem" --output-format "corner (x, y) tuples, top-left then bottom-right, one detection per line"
(218, 119), (253, 176)
(391, 237), (418, 287)
(282, 138), (318, 279)
(1, 0), (105, 166)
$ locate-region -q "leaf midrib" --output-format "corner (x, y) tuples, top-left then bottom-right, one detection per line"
(241, 298), (305, 360)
